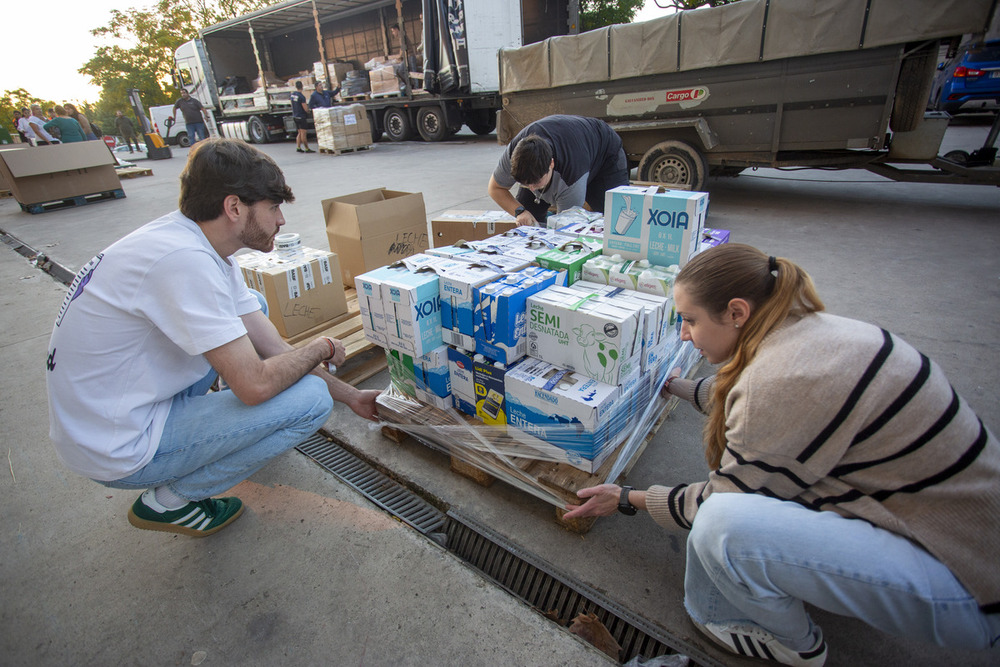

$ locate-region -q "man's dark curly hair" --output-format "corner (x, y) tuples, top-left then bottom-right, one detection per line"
(510, 134), (552, 185)
(179, 138), (294, 222)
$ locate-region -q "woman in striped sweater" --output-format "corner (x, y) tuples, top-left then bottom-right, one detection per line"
(564, 243), (1000, 667)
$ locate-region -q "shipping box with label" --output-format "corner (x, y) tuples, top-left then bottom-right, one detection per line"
(526, 286), (643, 388)
(430, 210), (519, 247)
(603, 185), (708, 267)
(236, 248), (348, 339)
(0, 141), (121, 206)
(323, 188), (428, 286)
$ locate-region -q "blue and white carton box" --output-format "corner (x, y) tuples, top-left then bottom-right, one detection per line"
(474, 267), (559, 364)
(525, 286), (644, 389)
(439, 262), (504, 350)
(604, 185), (708, 267)
(473, 355), (516, 426)
(414, 344), (451, 409)
(447, 346), (477, 416)
(505, 357), (622, 460)
(355, 263), (414, 347)
(381, 266), (444, 357)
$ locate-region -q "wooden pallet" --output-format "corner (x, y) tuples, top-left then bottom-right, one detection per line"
(341, 94), (370, 102)
(377, 385), (689, 534)
(21, 188), (126, 214)
(116, 166), (153, 179)
(287, 287), (386, 386)
(1, 189), (12, 199)
(370, 91), (403, 99)
(318, 144), (373, 156)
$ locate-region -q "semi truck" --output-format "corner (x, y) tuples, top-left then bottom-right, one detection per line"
(497, 0), (1000, 190)
(172, 0), (578, 144)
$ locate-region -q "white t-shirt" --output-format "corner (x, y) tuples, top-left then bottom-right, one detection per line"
(26, 115), (55, 142)
(46, 211), (261, 480)
(17, 116), (36, 140)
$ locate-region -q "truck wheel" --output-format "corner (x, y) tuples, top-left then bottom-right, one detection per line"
(465, 110), (496, 136)
(384, 108), (414, 142)
(891, 41), (938, 133)
(637, 140), (708, 191)
(417, 106), (450, 142)
(176, 132), (190, 148)
(247, 116), (270, 144)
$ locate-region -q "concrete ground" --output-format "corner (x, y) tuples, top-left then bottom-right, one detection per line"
(1, 119), (998, 666)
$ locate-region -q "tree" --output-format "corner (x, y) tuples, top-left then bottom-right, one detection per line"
(646, 0), (743, 10)
(581, 0), (646, 31)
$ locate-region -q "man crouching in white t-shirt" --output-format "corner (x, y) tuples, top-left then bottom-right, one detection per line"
(45, 138), (380, 537)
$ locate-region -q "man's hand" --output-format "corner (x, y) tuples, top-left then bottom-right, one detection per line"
(515, 210), (538, 226)
(322, 336), (347, 368)
(347, 389), (381, 421)
(562, 484), (622, 519)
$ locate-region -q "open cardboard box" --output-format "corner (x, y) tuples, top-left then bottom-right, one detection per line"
(0, 142), (120, 206)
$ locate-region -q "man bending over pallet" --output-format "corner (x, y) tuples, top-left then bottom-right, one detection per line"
(45, 138), (380, 537)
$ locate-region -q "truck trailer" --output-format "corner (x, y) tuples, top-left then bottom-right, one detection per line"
(173, 0), (578, 144)
(498, 0), (1000, 190)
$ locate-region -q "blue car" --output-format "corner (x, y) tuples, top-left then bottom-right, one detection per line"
(929, 40), (1000, 115)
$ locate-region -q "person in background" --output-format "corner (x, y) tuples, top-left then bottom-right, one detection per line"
(64, 103), (97, 140)
(172, 89), (210, 145)
(46, 138), (380, 538)
(488, 114), (628, 226)
(308, 80), (339, 110)
(13, 110), (30, 143)
(115, 110), (142, 153)
(25, 105), (57, 145)
(43, 106), (85, 143)
(564, 243), (1000, 666)
(290, 80), (312, 153)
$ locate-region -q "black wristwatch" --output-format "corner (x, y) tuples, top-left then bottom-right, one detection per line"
(618, 486), (637, 515)
(514, 205), (526, 216)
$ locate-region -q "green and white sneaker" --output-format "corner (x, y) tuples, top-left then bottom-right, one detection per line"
(692, 619), (827, 667)
(127, 489), (244, 537)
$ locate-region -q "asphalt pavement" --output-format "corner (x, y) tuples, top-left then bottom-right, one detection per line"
(2, 121), (998, 666)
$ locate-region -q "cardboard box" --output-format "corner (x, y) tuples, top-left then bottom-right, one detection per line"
(604, 185), (708, 267)
(447, 346), (478, 416)
(474, 267), (560, 364)
(473, 356), (516, 426)
(236, 248), (348, 339)
(381, 266), (443, 357)
(0, 141), (121, 206)
(526, 286), (643, 388)
(323, 188), (429, 286)
(414, 344), (452, 408)
(534, 238), (603, 286)
(430, 210), (518, 247)
(385, 348), (418, 398)
(439, 262), (504, 350)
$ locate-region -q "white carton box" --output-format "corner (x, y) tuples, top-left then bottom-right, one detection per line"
(447, 346), (477, 416)
(381, 267), (443, 357)
(525, 286), (644, 388)
(355, 264), (413, 346)
(439, 262), (503, 350)
(474, 267), (560, 364)
(604, 185), (708, 267)
(414, 344), (452, 409)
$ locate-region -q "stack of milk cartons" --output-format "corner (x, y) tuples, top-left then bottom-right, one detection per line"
(604, 185), (708, 268)
(356, 253), (458, 408)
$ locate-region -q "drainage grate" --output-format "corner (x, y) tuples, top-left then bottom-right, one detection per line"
(297, 432), (719, 666)
(1, 229), (76, 285)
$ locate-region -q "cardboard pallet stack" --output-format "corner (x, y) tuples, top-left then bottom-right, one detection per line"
(362, 186), (728, 495)
(314, 104), (372, 153)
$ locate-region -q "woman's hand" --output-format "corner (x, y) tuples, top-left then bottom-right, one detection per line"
(562, 484), (622, 519)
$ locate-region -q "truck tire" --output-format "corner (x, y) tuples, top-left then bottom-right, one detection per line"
(247, 116), (270, 144)
(384, 108), (414, 142)
(637, 140), (708, 191)
(416, 106), (450, 142)
(465, 110), (496, 136)
(891, 41), (938, 133)
(175, 132), (191, 148)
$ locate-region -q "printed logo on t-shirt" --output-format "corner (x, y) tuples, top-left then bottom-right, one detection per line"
(55, 253), (103, 328)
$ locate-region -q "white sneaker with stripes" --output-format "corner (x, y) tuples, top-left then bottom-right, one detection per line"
(692, 619), (827, 666)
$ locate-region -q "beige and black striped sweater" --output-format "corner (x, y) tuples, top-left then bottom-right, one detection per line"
(647, 312), (1000, 612)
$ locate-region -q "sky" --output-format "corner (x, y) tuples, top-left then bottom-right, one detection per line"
(0, 0), (676, 105)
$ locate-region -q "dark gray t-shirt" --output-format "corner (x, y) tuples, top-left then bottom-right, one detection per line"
(173, 97), (205, 124)
(493, 115), (623, 212)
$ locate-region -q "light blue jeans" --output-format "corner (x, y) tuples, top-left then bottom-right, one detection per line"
(101, 291), (334, 501)
(685, 493), (1000, 651)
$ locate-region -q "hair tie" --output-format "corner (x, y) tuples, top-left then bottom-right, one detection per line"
(768, 256), (778, 273)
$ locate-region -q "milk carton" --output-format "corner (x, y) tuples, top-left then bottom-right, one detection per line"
(525, 286), (643, 388)
(447, 346), (477, 416)
(460, 250), (532, 274)
(604, 185), (708, 267)
(475, 267), (559, 364)
(355, 263), (413, 346)
(534, 238), (603, 286)
(414, 344), (451, 409)
(385, 348), (417, 398)
(636, 263), (680, 298)
(473, 355), (515, 426)
(607, 258), (649, 290)
(439, 262), (504, 350)
(381, 266), (443, 357)
(505, 357), (622, 458)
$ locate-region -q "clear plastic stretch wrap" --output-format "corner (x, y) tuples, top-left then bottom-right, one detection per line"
(375, 341), (703, 508)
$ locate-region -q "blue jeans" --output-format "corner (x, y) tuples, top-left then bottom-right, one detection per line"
(187, 121), (209, 143)
(684, 493), (1000, 651)
(101, 291), (334, 500)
